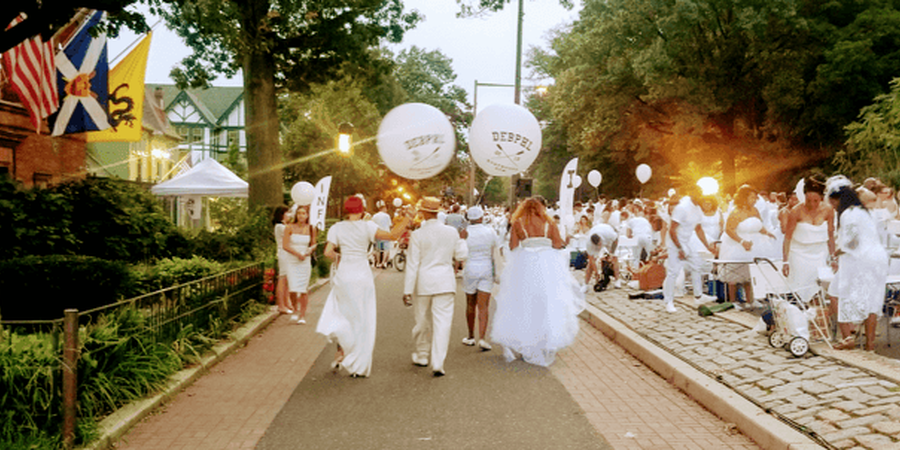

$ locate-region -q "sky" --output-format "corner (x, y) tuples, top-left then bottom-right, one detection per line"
(105, 1), (582, 114)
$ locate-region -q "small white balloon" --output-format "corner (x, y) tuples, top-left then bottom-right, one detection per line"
(668, 188), (676, 197)
(469, 104), (542, 176)
(636, 164), (652, 184)
(588, 170), (602, 187)
(291, 181), (316, 205)
(573, 175), (583, 189)
(377, 103), (456, 180)
(393, 198), (403, 207)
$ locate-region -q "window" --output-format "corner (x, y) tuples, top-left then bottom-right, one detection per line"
(33, 173), (51, 188)
(227, 130), (239, 150)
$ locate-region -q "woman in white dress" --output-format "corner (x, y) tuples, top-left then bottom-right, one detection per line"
(273, 206), (293, 315)
(719, 185), (777, 306)
(782, 178), (834, 304)
(491, 197), (585, 367)
(283, 205), (317, 324)
(827, 179), (889, 351)
(317, 196), (410, 377)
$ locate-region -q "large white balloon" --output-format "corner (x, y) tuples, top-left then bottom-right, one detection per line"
(469, 104), (542, 176)
(393, 198), (403, 207)
(377, 103), (455, 180)
(573, 175), (583, 189)
(636, 164), (652, 184)
(291, 181), (316, 205)
(587, 170), (602, 187)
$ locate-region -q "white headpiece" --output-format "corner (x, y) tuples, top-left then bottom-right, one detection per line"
(825, 175), (852, 198)
(794, 178), (805, 205)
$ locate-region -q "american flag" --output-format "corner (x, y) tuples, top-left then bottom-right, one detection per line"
(2, 14), (59, 132)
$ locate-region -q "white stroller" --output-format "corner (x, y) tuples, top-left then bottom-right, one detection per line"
(750, 257), (832, 357)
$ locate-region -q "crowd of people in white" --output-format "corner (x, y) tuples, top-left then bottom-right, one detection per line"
(274, 173), (899, 377)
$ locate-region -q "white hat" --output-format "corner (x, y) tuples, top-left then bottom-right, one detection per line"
(467, 205), (485, 221)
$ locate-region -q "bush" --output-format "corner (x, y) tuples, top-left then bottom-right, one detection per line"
(0, 255), (132, 320)
(0, 177), (179, 262)
(120, 256), (225, 298)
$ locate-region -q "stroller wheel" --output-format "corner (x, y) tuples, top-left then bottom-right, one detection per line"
(769, 331), (786, 348)
(788, 337), (809, 357)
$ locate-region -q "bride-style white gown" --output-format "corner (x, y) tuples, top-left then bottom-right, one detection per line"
(491, 224), (585, 367)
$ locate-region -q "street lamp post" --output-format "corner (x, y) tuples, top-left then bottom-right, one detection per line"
(508, 0), (525, 211)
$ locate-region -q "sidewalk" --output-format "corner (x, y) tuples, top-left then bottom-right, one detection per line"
(101, 273), (760, 450)
(588, 287), (900, 450)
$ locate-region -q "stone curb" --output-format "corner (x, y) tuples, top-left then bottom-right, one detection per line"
(580, 303), (825, 450)
(80, 277), (331, 450)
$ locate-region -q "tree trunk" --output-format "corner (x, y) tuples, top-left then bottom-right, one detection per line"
(241, 3), (283, 208)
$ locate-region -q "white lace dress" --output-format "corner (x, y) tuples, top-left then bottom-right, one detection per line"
(491, 225), (585, 367)
(829, 207), (889, 324)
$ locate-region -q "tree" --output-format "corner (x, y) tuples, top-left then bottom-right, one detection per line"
(157, 0), (420, 208)
(1, 1), (150, 53)
(533, 0), (900, 195)
(842, 77), (900, 186)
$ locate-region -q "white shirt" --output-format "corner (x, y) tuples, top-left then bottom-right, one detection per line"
(669, 196), (703, 250)
(587, 223), (618, 256)
(404, 219), (468, 296)
(371, 211), (391, 232)
(464, 223), (497, 276)
(626, 217), (653, 238)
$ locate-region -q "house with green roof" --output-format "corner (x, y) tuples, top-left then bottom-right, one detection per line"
(148, 84), (246, 164)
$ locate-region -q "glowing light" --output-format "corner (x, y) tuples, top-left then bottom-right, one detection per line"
(402, 193), (411, 200)
(151, 149), (170, 159)
(337, 122), (354, 156)
(697, 177), (719, 196)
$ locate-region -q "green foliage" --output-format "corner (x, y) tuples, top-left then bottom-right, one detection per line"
(534, 0), (900, 194)
(0, 177), (178, 262)
(0, 295), (272, 448)
(0, 255), (132, 320)
(842, 77), (900, 184)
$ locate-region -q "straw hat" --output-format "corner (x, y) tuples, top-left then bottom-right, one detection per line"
(418, 196), (441, 213)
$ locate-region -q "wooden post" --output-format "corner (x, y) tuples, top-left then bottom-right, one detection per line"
(62, 309), (78, 449)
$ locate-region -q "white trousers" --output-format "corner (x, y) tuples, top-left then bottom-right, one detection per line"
(664, 247), (703, 305)
(412, 292), (455, 372)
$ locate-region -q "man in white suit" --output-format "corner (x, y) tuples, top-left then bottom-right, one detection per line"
(403, 197), (468, 377)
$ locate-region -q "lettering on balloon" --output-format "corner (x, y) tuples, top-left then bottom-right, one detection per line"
(491, 131), (534, 152)
(404, 134), (445, 150)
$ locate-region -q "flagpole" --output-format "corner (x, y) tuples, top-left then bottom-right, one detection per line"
(109, 19), (161, 65)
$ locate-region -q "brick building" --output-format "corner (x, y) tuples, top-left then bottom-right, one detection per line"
(0, 69), (87, 188)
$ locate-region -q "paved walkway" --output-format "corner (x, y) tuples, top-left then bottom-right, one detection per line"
(589, 288), (900, 450)
(110, 271), (758, 449)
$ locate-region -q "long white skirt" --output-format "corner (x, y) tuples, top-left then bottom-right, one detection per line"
(315, 255), (376, 376)
(491, 245), (585, 367)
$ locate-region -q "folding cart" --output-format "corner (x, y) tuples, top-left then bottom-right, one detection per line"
(750, 257), (833, 357)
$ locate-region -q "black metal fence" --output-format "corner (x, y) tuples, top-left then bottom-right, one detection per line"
(0, 262), (265, 448)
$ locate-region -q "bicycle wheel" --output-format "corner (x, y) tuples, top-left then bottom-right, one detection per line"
(393, 252), (406, 272)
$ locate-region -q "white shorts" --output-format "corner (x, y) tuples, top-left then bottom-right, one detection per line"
(463, 266), (493, 294)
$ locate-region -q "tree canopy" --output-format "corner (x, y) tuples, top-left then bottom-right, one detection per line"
(532, 0), (900, 196)
(156, 0), (420, 207)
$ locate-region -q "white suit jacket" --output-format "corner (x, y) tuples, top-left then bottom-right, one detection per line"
(404, 219), (468, 296)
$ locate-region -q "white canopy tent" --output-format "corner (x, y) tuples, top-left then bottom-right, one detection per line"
(151, 158), (248, 197)
(151, 158), (248, 228)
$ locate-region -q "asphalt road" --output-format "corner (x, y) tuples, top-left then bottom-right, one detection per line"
(256, 269), (611, 450)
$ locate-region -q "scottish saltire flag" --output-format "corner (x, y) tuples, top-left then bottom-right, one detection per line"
(50, 10), (110, 136)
